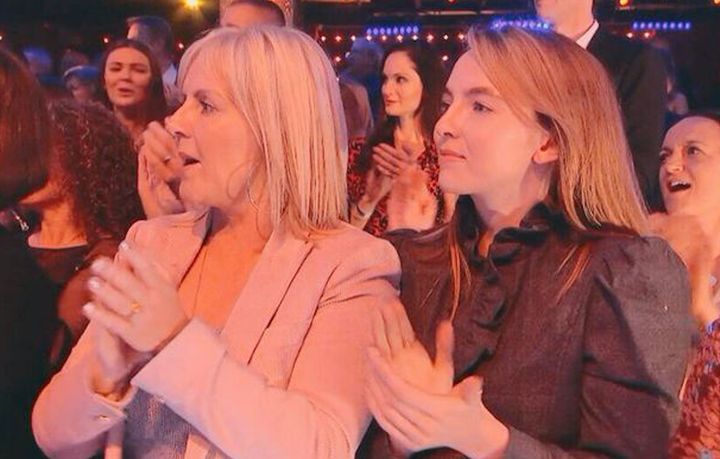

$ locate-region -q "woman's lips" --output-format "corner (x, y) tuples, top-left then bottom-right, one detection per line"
(438, 149), (465, 161)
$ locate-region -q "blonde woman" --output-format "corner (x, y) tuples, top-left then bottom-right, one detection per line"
(360, 26), (693, 458)
(32, 27), (399, 459)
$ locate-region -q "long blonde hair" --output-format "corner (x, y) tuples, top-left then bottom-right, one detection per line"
(448, 26), (648, 314)
(178, 26), (348, 236)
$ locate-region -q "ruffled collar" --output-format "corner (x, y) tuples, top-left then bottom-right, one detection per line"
(454, 196), (572, 266)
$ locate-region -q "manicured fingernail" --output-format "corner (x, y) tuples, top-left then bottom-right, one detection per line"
(82, 302), (95, 316)
(91, 258), (109, 273)
(119, 241), (130, 252)
(87, 277), (101, 292)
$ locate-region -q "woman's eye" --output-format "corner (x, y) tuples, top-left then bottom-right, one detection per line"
(687, 145), (701, 155)
(199, 100), (215, 114)
(473, 102), (490, 113)
(440, 101), (450, 114)
(659, 151), (669, 163)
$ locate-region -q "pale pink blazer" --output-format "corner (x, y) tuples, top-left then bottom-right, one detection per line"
(32, 210), (401, 459)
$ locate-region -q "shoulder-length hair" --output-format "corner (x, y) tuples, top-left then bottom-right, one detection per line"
(98, 39), (167, 124)
(0, 46), (49, 209)
(49, 100), (145, 244)
(178, 26), (348, 235)
(447, 26), (647, 311)
(359, 43), (445, 168)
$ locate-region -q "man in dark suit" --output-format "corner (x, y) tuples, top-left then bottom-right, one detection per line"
(535, 0), (668, 210)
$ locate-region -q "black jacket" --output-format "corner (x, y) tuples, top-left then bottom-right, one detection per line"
(0, 226), (57, 457)
(588, 27), (668, 211)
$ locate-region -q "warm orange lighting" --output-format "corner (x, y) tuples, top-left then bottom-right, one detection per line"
(334, 35), (342, 42)
(426, 33), (435, 42)
(714, 0), (720, 5)
(103, 36), (110, 44)
(178, 42), (185, 50)
(411, 34), (419, 41)
(618, 0), (630, 6)
(320, 35), (327, 42)
(0, 35), (4, 42)
(184, 0), (201, 9)
(458, 33), (465, 40)
(365, 34), (372, 41)
(350, 35), (357, 41)
(442, 55), (449, 62)
(443, 34), (449, 40)
(381, 35), (388, 42)
(334, 56), (342, 63)
(396, 35), (403, 42)
(626, 32), (634, 38)
(643, 31), (651, 38)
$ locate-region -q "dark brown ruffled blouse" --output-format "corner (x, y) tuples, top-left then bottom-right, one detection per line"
(358, 198), (694, 459)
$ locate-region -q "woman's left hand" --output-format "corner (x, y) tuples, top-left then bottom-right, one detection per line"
(84, 241), (189, 354)
(368, 304), (508, 458)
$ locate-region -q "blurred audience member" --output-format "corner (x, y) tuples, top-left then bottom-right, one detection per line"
(20, 100), (144, 368)
(126, 15), (182, 109)
(99, 39), (167, 142)
(220, 0), (286, 27)
(340, 79), (373, 140)
(657, 112), (720, 457)
(341, 38), (383, 120)
(0, 45), (57, 459)
(59, 49), (90, 76)
(536, 0), (667, 210)
(62, 65), (100, 104)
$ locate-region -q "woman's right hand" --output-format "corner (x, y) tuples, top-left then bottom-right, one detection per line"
(139, 121), (183, 183)
(362, 143), (413, 205)
(89, 320), (146, 398)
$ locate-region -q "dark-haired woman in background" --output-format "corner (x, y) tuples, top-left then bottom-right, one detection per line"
(655, 112), (720, 457)
(20, 100), (145, 367)
(347, 44), (453, 236)
(99, 39), (180, 218)
(0, 46), (57, 458)
(99, 39), (167, 143)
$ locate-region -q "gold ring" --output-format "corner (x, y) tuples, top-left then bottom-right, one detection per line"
(129, 301), (142, 315)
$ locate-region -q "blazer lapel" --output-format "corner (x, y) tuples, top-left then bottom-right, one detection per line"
(220, 222), (314, 364)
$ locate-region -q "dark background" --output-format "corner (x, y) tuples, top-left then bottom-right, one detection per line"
(1, 0), (718, 107)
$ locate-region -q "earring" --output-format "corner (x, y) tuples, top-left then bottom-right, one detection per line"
(247, 186), (260, 213)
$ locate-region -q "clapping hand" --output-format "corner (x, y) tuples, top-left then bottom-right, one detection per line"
(367, 301), (509, 458)
(84, 241), (189, 394)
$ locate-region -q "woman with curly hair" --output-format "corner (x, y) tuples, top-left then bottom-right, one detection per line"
(21, 99), (145, 366)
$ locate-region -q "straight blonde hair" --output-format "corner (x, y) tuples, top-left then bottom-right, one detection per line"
(448, 26), (648, 315)
(178, 26), (348, 236)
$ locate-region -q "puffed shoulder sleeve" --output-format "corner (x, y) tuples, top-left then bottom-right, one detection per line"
(505, 236), (695, 459)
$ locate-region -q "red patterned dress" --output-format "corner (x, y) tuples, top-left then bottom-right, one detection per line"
(346, 137), (445, 236)
(671, 319), (720, 458)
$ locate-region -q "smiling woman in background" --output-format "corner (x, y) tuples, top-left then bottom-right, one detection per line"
(99, 39), (167, 142)
(652, 112), (720, 458)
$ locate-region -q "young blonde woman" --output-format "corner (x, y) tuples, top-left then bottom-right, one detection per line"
(359, 26), (693, 458)
(32, 27), (400, 459)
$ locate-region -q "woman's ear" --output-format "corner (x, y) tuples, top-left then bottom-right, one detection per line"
(533, 133), (559, 165)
